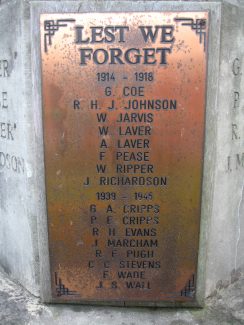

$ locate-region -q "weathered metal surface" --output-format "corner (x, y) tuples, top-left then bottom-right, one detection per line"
(41, 12), (208, 302)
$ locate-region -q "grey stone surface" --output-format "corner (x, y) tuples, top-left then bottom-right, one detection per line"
(205, 1), (244, 295)
(0, 267), (244, 325)
(0, 0), (40, 295)
(0, 0), (244, 307)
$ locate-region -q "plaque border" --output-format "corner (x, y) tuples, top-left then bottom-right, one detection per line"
(30, 0), (222, 307)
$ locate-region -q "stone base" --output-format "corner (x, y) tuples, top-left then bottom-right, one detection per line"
(0, 267), (244, 325)
(0, 0), (244, 306)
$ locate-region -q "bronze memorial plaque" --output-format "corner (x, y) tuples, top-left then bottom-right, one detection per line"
(41, 12), (208, 303)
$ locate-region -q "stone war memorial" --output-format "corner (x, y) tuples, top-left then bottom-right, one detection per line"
(0, 0), (244, 313)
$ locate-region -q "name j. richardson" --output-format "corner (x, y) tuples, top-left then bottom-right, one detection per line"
(99, 176), (167, 186)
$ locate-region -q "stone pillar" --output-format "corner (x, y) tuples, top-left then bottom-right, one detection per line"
(205, 1), (244, 293)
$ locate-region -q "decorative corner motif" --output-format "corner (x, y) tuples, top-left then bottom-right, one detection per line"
(180, 274), (195, 298)
(44, 19), (76, 53)
(54, 272), (79, 297)
(174, 18), (207, 51)
(161, 274), (196, 299)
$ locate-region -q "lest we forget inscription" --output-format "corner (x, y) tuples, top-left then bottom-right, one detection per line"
(41, 12), (208, 302)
